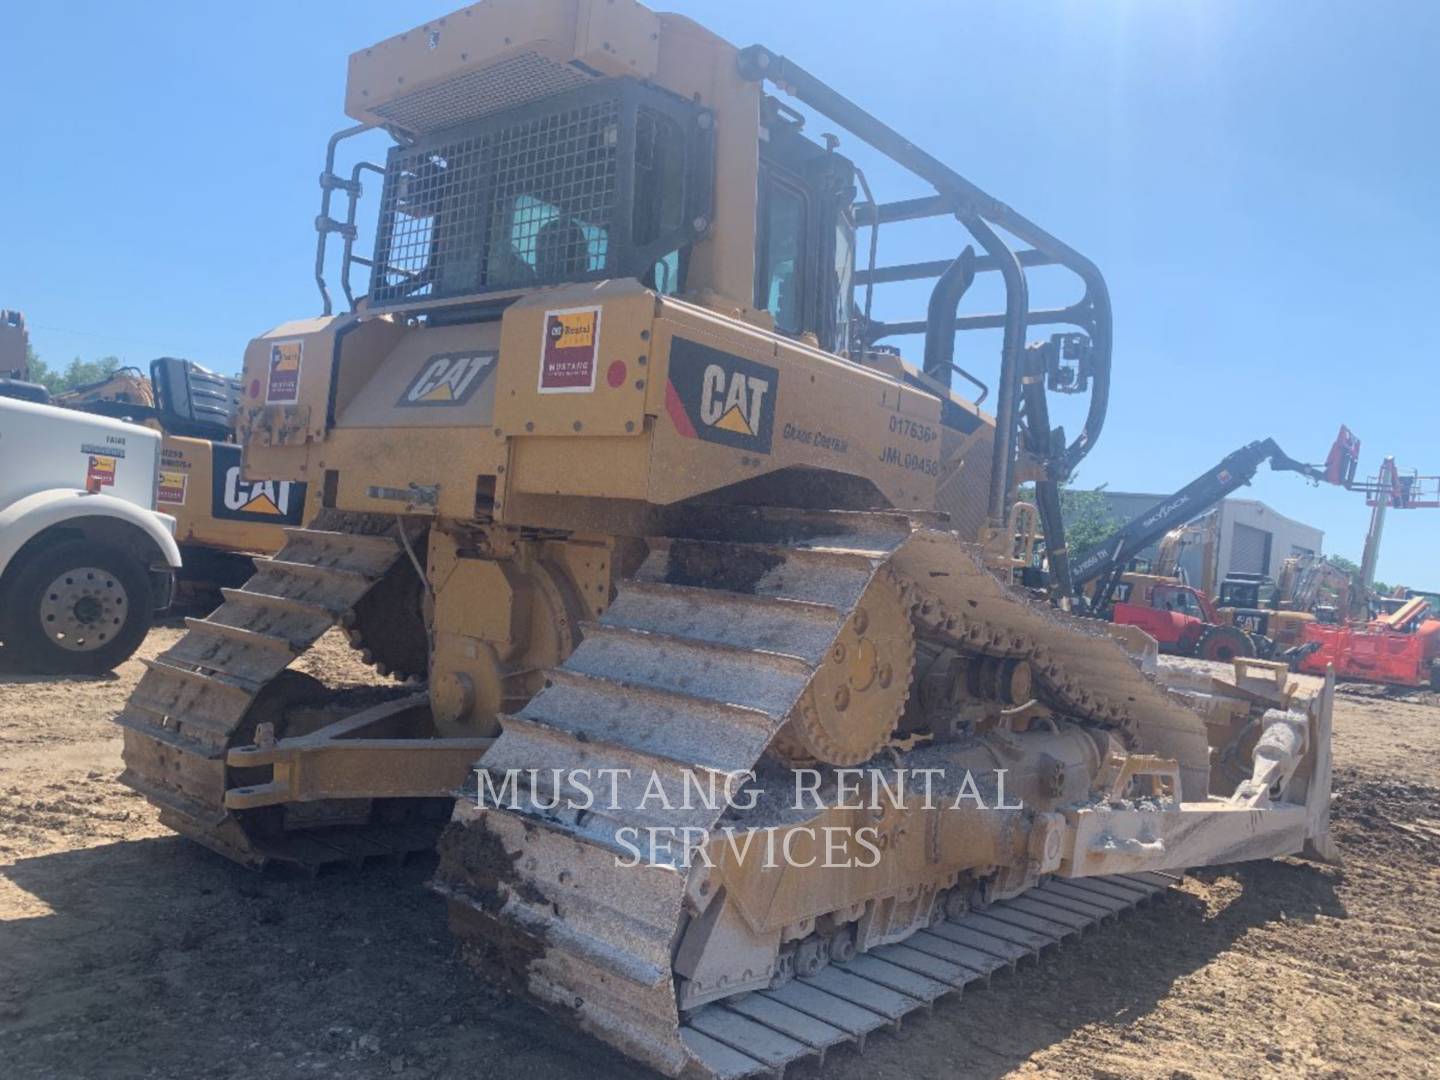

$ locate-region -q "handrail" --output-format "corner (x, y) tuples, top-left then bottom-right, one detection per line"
(339, 161), (387, 311)
(960, 213), (1029, 527)
(850, 163), (880, 358)
(313, 123), (373, 317)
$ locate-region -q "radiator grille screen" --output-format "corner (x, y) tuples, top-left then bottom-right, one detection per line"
(371, 52), (592, 135)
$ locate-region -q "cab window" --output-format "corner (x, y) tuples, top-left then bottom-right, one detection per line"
(1155, 586), (1201, 616)
(756, 177), (807, 334)
(831, 214), (855, 354)
(645, 249), (682, 296)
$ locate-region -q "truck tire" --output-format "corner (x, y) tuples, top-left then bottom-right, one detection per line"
(1193, 623), (1255, 663)
(2, 539), (155, 675)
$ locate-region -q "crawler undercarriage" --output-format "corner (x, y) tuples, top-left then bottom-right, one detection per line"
(121, 507), (1333, 1076)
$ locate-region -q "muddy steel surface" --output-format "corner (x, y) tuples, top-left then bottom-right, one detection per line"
(2, 628), (1439, 1079)
(435, 511), (1221, 1075)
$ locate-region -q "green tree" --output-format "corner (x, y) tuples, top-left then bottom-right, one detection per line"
(1057, 483), (1120, 553)
(23, 345), (123, 394)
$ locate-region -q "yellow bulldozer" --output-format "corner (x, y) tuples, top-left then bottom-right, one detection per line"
(116, 3), (1336, 1075)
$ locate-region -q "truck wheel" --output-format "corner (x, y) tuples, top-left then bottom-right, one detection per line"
(2, 540), (154, 675)
(1194, 624), (1255, 663)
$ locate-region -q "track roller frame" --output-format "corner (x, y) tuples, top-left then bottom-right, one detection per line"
(224, 693), (492, 808)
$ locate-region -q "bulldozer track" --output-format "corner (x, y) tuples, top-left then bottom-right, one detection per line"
(117, 518), (446, 869)
(675, 870), (1180, 1078)
(434, 508), (1212, 1076)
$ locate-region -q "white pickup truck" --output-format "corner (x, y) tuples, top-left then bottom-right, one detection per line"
(0, 396), (182, 673)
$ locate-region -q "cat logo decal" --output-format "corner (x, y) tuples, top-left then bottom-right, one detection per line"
(398, 352), (496, 407)
(665, 337), (778, 454)
(210, 444), (306, 524)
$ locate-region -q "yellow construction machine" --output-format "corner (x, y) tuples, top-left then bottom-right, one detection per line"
(116, 3), (1335, 1074)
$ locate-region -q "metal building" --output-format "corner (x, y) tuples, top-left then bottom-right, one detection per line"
(1084, 492), (1324, 592)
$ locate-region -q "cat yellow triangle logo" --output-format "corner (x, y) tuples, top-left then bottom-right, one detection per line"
(669, 340), (778, 454)
(713, 405), (755, 436)
(399, 352), (496, 407)
(241, 492), (282, 516)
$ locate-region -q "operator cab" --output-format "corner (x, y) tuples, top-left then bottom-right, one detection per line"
(362, 79), (860, 357)
(1152, 583), (1206, 619)
(1219, 574), (1278, 611)
(754, 98), (856, 354)
(365, 80), (712, 315)
(149, 357), (244, 441)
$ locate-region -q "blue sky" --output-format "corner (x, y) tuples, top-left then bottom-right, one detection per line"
(2, 1), (1435, 586)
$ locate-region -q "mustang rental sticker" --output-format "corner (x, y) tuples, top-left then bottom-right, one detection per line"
(157, 469), (188, 505)
(86, 454), (117, 489)
(538, 306), (601, 393)
(266, 340), (303, 404)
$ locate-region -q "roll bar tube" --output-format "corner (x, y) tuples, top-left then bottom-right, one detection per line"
(737, 44), (1114, 527)
(960, 214), (1029, 525)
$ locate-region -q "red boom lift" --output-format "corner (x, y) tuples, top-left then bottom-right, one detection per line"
(1297, 435), (1440, 688)
(1300, 596), (1440, 689)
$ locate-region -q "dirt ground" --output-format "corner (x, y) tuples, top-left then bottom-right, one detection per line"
(2, 626), (1438, 1080)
